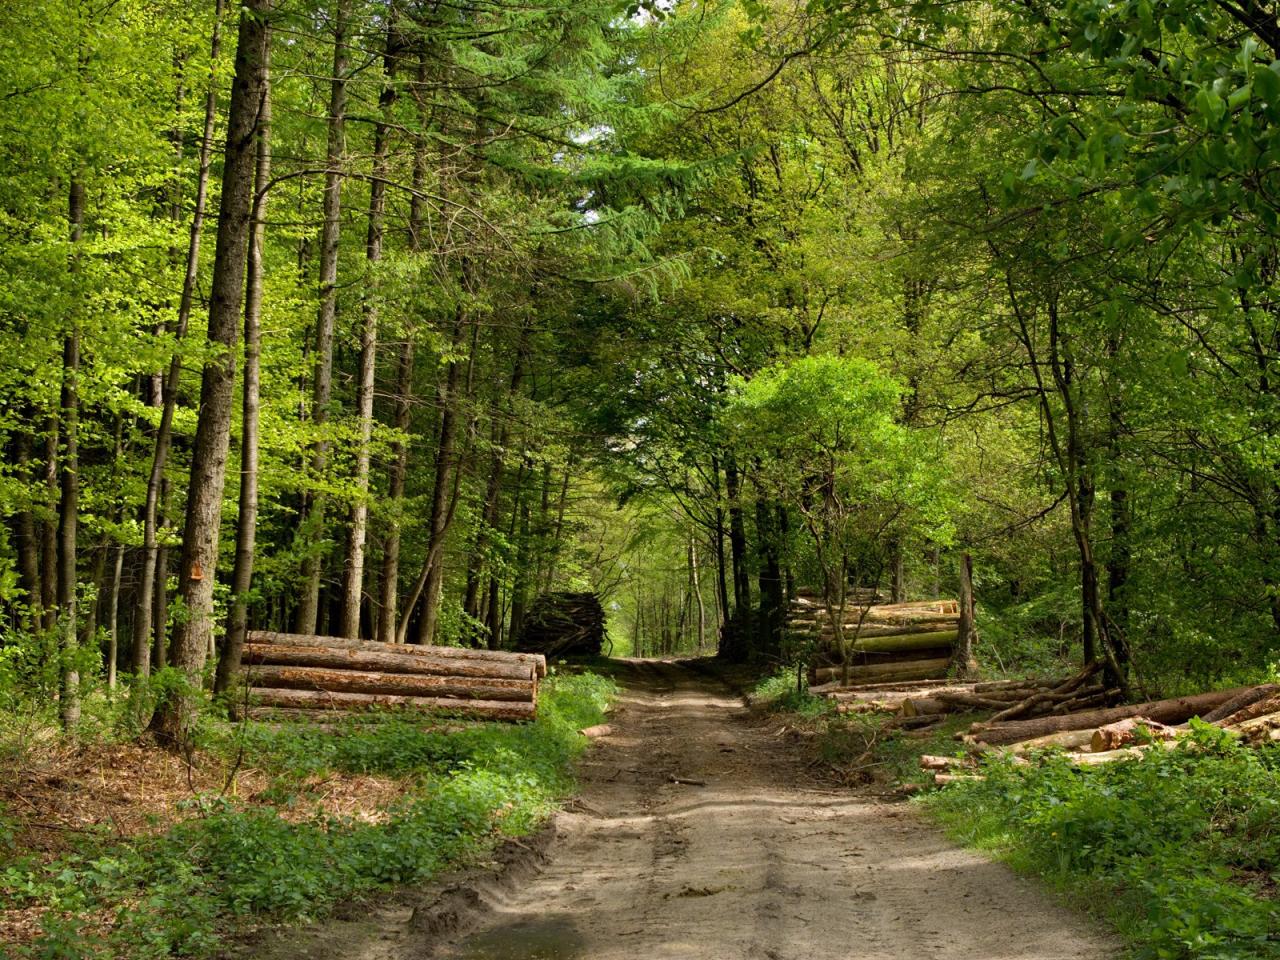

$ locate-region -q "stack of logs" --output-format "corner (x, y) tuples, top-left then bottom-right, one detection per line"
(515, 592), (607, 659)
(236, 631), (547, 722)
(810, 666), (1280, 784)
(921, 682), (1280, 784)
(789, 592), (961, 687)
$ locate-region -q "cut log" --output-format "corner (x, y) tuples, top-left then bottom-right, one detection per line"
(919, 755), (967, 771)
(795, 620), (960, 639)
(900, 697), (952, 718)
(245, 686), (537, 720)
(986, 663), (1102, 723)
(247, 630), (547, 677)
(811, 658), (951, 686)
(934, 773), (984, 785)
(246, 664), (535, 702)
(1090, 717), (1176, 753)
(242, 642), (536, 681)
(1232, 710), (1280, 744)
(1201, 684), (1280, 723)
(1214, 692), (1280, 728)
(809, 677), (959, 694)
(1000, 729), (1095, 754)
(810, 645), (954, 668)
(970, 687), (1249, 746)
(579, 723), (612, 738)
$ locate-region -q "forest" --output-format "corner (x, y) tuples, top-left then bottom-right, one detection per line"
(2, 0), (1280, 955)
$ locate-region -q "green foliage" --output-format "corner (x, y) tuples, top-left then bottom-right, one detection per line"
(750, 667), (834, 718)
(925, 737), (1280, 960)
(0, 672), (616, 959)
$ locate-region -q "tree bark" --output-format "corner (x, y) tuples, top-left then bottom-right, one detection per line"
(377, 339), (414, 642)
(214, 42), (271, 695)
(243, 642), (537, 680)
(402, 312), (467, 645)
(9, 430), (42, 630)
(295, 0), (351, 633)
(105, 542), (124, 690)
(340, 19), (397, 638)
(152, 0), (272, 748)
(134, 0), (226, 680)
(242, 687), (535, 720)
(950, 552), (979, 678)
(971, 688), (1250, 745)
(57, 176), (85, 732)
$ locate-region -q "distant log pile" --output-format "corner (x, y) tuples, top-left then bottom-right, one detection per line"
(236, 631), (546, 722)
(788, 592), (962, 686)
(514, 592), (606, 658)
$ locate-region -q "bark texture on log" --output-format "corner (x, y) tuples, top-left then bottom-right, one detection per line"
(246, 664), (536, 701)
(242, 643), (536, 680)
(972, 688), (1247, 745)
(243, 687), (536, 720)
(811, 658), (951, 685)
(248, 630), (547, 676)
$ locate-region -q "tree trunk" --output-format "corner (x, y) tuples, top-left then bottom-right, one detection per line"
(106, 542), (124, 690)
(377, 339), (414, 643)
(134, 0), (226, 680)
(690, 534), (706, 654)
(296, 0), (351, 633)
(403, 312), (467, 645)
(340, 21), (397, 638)
(723, 454), (751, 660)
(57, 176), (85, 732)
(40, 420), (59, 634)
(950, 552), (979, 678)
(214, 44), (271, 695)
(9, 430), (42, 630)
(152, 0), (271, 748)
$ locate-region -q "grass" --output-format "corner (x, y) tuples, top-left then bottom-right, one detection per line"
(0, 670), (616, 959)
(922, 726), (1280, 960)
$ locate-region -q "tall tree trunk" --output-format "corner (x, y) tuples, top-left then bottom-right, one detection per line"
(40, 421), (59, 633)
(296, 0), (351, 632)
(106, 542), (125, 690)
(340, 20), (396, 638)
(153, 476), (171, 670)
(400, 314), (466, 645)
(463, 326), (528, 640)
(215, 43), (271, 695)
(9, 431), (42, 630)
(377, 341), (414, 642)
(134, 0), (226, 680)
(58, 177), (85, 731)
(153, 0), (271, 747)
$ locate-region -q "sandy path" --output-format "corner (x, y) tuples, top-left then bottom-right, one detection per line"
(431, 659), (1117, 960)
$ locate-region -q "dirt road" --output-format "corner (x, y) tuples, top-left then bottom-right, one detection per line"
(425, 659), (1116, 960)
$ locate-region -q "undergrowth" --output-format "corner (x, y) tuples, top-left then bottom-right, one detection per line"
(923, 725), (1280, 960)
(0, 671), (615, 959)
(756, 668), (1280, 958)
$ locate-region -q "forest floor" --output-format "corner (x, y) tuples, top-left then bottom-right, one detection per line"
(259, 658), (1118, 960)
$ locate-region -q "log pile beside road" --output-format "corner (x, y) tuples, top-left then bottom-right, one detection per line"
(514, 592), (607, 658)
(236, 631), (545, 722)
(788, 593), (962, 686)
